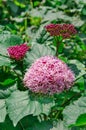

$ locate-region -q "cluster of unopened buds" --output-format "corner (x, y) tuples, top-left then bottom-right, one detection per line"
(45, 24), (77, 39)
(7, 43), (30, 61)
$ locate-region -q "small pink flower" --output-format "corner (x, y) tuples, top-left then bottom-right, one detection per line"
(23, 56), (75, 94)
(7, 43), (30, 61)
(45, 24), (77, 39)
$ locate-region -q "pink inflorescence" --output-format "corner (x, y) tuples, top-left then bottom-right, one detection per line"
(45, 24), (77, 39)
(23, 56), (75, 94)
(7, 43), (30, 61)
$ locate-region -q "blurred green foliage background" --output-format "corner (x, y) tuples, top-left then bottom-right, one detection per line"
(0, 0), (86, 38)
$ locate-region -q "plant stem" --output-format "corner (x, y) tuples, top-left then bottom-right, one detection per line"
(19, 121), (25, 130)
(56, 40), (60, 57)
(55, 110), (61, 119)
(63, 93), (81, 106)
(16, 60), (24, 77)
(75, 73), (86, 82)
(30, 0), (33, 8)
(11, 68), (22, 80)
(55, 92), (81, 119)
(54, 36), (62, 57)
(25, 17), (28, 42)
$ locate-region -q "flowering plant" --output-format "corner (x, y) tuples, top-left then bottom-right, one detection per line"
(45, 24), (77, 56)
(0, 24), (85, 130)
(7, 43), (30, 61)
(45, 24), (77, 38)
(24, 56), (75, 94)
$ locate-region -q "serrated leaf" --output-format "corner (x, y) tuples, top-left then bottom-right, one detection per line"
(25, 44), (55, 65)
(0, 56), (11, 67)
(0, 32), (22, 47)
(50, 120), (70, 130)
(70, 16), (84, 27)
(63, 96), (86, 127)
(43, 10), (57, 22)
(0, 83), (17, 99)
(30, 8), (44, 18)
(0, 99), (6, 122)
(6, 90), (54, 126)
(68, 60), (86, 79)
(0, 32), (23, 55)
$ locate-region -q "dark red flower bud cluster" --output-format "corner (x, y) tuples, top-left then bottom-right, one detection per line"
(7, 43), (30, 61)
(45, 24), (77, 39)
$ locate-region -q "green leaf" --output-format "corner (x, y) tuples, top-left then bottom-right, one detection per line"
(58, 56), (68, 63)
(0, 32), (22, 47)
(75, 77), (85, 91)
(0, 83), (17, 99)
(70, 16), (84, 27)
(0, 25), (5, 32)
(0, 56), (11, 67)
(68, 60), (86, 79)
(81, 5), (86, 15)
(75, 114), (86, 126)
(72, 126), (86, 130)
(0, 32), (23, 55)
(0, 99), (6, 122)
(43, 10), (61, 22)
(30, 7), (46, 18)
(7, 1), (18, 14)
(20, 115), (38, 130)
(50, 120), (70, 130)
(26, 121), (52, 130)
(0, 116), (21, 130)
(63, 96), (86, 127)
(25, 44), (55, 65)
(6, 90), (54, 126)
(0, 78), (17, 86)
(14, 0), (26, 8)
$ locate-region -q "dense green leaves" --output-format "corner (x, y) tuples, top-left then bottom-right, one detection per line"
(6, 90), (54, 126)
(63, 96), (86, 127)
(0, 99), (6, 122)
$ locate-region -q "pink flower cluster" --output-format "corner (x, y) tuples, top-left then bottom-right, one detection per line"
(45, 24), (77, 39)
(23, 56), (75, 94)
(7, 44), (30, 61)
